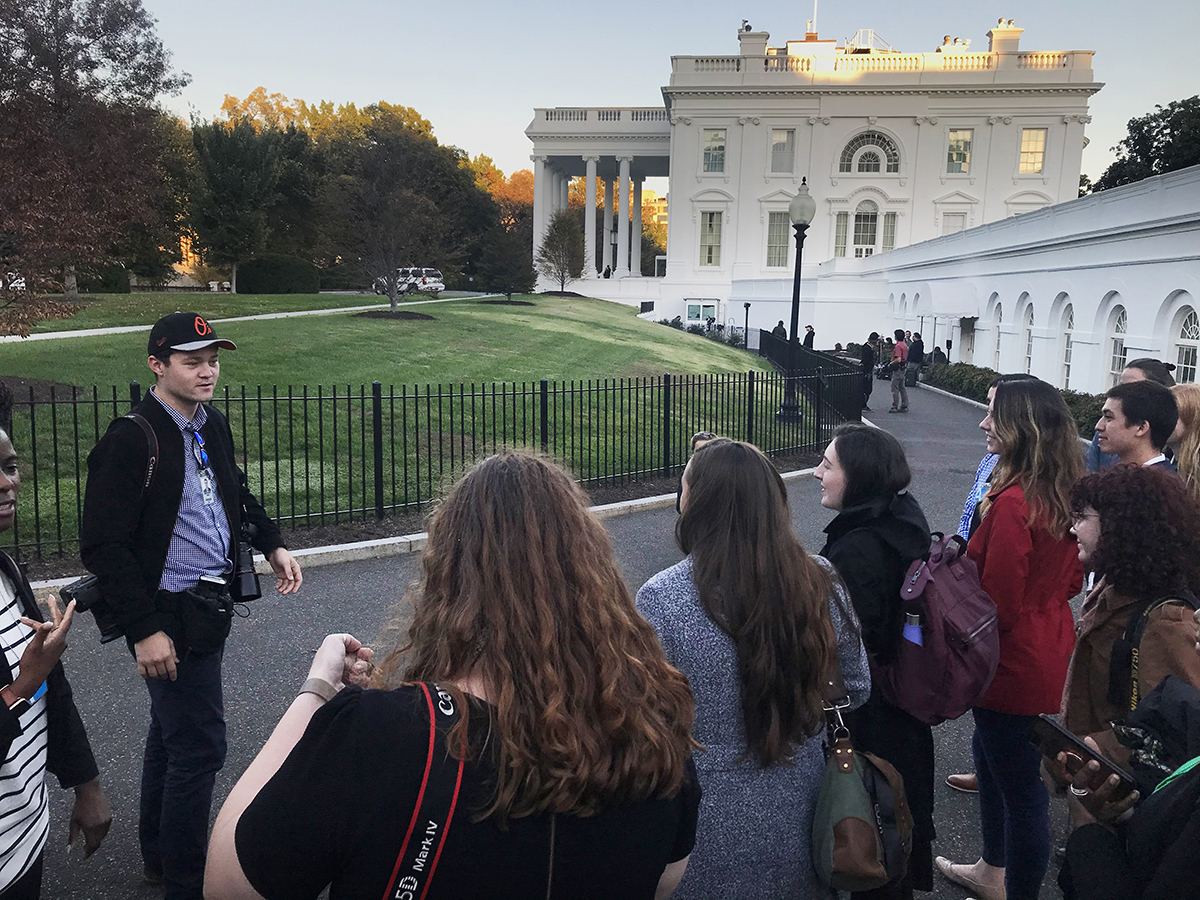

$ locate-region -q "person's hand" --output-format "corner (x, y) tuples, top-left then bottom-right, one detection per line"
(68, 779), (112, 859)
(267, 547), (302, 595)
(308, 634), (373, 691)
(1060, 738), (1140, 829)
(1041, 753), (1074, 793)
(134, 631), (178, 681)
(11, 597), (75, 699)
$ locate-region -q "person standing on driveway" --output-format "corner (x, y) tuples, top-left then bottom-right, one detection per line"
(80, 312), (302, 900)
(803, 325), (815, 349)
(861, 332), (878, 411)
(889, 329), (909, 413)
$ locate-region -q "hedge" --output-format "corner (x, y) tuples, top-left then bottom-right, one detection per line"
(921, 363), (1104, 437)
(238, 255), (320, 294)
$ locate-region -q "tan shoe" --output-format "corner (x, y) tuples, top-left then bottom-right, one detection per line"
(935, 857), (1006, 900)
(946, 772), (979, 793)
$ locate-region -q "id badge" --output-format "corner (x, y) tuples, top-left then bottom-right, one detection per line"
(199, 469), (216, 506)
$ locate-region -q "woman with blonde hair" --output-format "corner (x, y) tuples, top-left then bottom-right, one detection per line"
(205, 451), (700, 900)
(638, 439), (870, 899)
(937, 378), (1085, 900)
(1169, 382), (1200, 505)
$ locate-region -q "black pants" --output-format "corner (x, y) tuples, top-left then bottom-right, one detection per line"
(0, 854), (43, 900)
(862, 371), (874, 408)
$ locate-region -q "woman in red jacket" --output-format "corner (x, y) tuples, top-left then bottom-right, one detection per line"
(936, 378), (1084, 900)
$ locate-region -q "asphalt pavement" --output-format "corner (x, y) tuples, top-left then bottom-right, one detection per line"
(42, 382), (1067, 899)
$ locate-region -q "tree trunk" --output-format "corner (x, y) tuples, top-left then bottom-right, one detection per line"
(390, 284), (398, 313)
(63, 265), (78, 299)
(230, 261), (238, 293)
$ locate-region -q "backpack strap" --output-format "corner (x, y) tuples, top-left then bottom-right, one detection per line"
(380, 683), (466, 900)
(1108, 592), (1200, 714)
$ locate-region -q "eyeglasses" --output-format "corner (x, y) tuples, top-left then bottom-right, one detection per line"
(192, 430), (210, 470)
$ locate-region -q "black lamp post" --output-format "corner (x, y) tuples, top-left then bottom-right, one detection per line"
(778, 178), (817, 418)
(743, 302), (751, 345)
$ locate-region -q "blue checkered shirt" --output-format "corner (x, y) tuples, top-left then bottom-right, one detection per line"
(958, 453), (999, 540)
(150, 390), (232, 592)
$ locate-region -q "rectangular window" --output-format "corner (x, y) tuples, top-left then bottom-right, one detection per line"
(702, 129), (726, 173)
(947, 129), (973, 174)
(1019, 128), (1046, 174)
(1110, 337), (1127, 387)
(834, 212), (848, 258)
(942, 213), (966, 235)
(702, 304), (716, 322)
(1177, 345), (1198, 384)
(770, 129), (795, 173)
(882, 213), (897, 252)
(853, 212), (877, 250)
(766, 212), (790, 267)
(699, 211), (722, 266)
(687, 303), (701, 321)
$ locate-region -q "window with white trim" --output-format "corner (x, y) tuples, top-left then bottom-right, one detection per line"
(947, 129), (973, 174)
(882, 213), (897, 252)
(993, 303), (1003, 370)
(853, 201), (878, 258)
(942, 213), (966, 235)
(770, 129), (794, 173)
(766, 212), (790, 267)
(1023, 303), (1035, 374)
(857, 150), (882, 173)
(687, 302), (717, 323)
(839, 132), (900, 173)
(702, 129), (726, 173)
(1061, 304), (1074, 389)
(699, 212), (722, 266)
(1019, 128), (1047, 174)
(834, 212), (848, 258)
(1175, 307), (1199, 384)
(1109, 306), (1128, 387)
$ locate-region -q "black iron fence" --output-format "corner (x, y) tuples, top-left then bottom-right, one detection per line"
(4, 369), (862, 561)
(757, 331), (864, 423)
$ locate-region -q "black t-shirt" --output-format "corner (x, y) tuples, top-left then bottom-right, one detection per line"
(236, 685), (700, 900)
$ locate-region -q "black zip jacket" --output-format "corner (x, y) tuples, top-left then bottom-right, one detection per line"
(80, 396), (284, 645)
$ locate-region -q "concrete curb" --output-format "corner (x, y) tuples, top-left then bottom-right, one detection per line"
(29, 466), (817, 591)
(917, 381), (988, 410)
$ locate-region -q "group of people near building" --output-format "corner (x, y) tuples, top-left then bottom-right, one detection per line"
(858, 329), (929, 414)
(2, 314), (1200, 900)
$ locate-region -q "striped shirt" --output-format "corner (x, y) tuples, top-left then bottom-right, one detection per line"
(0, 572), (49, 892)
(150, 390), (232, 592)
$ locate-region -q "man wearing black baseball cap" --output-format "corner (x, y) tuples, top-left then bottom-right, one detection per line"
(80, 312), (301, 899)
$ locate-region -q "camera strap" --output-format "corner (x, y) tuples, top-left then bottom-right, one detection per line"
(123, 413), (159, 500)
(381, 683), (465, 900)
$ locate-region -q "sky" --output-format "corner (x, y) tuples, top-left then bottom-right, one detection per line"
(145, 0), (1199, 185)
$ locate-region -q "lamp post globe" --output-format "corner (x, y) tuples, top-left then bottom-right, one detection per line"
(778, 178), (815, 419)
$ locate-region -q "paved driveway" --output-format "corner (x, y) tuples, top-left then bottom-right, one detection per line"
(42, 384), (1065, 898)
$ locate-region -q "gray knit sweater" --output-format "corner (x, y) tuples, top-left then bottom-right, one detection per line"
(637, 556), (870, 900)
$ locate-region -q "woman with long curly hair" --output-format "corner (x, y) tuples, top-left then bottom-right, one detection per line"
(937, 378), (1085, 900)
(1061, 464), (1200, 755)
(1169, 383), (1200, 506)
(205, 451), (700, 900)
(637, 439), (870, 899)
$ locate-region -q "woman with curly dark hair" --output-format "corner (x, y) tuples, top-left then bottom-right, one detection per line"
(1060, 464), (1200, 757)
(206, 451), (700, 900)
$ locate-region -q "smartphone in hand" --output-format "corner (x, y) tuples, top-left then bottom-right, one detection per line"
(1030, 714), (1137, 799)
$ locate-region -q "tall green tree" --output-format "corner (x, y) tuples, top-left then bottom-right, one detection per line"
(536, 210), (584, 292)
(190, 117), (282, 291)
(1094, 95), (1200, 191)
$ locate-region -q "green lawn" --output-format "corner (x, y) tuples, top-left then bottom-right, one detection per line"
(8, 295), (772, 389)
(28, 290), (416, 333)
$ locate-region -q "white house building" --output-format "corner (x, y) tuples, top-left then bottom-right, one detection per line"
(525, 19), (1200, 393)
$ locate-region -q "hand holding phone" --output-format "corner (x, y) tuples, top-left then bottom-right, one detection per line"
(1029, 714), (1137, 800)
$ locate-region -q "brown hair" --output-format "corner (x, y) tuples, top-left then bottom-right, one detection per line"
(372, 451), (695, 823)
(1172, 383), (1200, 507)
(983, 378), (1083, 539)
(677, 439), (839, 766)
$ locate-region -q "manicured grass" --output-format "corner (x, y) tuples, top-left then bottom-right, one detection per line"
(28, 291), (416, 333)
(8, 295), (772, 389)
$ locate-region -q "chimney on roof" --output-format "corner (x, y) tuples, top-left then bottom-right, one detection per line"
(987, 17), (1023, 54)
(739, 28), (769, 56)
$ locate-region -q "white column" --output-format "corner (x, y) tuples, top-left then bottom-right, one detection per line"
(584, 157), (598, 277)
(532, 155), (548, 256)
(631, 177), (643, 277)
(616, 157), (631, 277)
(602, 177), (613, 275)
(548, 169), (560, 218)
(560, 174), (570, 211)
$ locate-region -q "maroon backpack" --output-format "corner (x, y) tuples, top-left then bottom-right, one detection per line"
(872, 533), (1000, 725)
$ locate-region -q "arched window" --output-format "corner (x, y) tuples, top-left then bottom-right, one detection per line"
(857, 150), (882, 173)
(853, 200), (878, 258)
(1023, 302), (1035, 374)
(1061, 304), (1074, 389)
(1108, 306), (1128, 388)
(839, 131), (901, 173)
(993, 302), (1003, 370)
(1175, 306), (1199, 384)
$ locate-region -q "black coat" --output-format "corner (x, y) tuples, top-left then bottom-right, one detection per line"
(860, 343), (875, 374)
(80, 396), (284, 644)
(908, 339), (925, 367)
(820, 492), (935, 893)
(0, 551), (99, 788)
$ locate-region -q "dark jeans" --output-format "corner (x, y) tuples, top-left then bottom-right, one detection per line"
(0, 854), (42, 900)
(862, 371), (874, 408)
(972, 707), (1050, 900)
(140, 648), (226, 900)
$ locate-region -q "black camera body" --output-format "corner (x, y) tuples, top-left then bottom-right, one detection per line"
(60, 575), (124, 643)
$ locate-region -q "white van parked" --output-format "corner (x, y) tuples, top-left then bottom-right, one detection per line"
(372, 267), (444, 297)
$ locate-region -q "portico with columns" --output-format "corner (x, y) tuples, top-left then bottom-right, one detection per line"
(526, 108), (670, 287)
